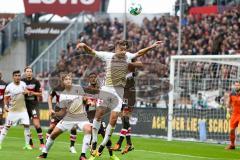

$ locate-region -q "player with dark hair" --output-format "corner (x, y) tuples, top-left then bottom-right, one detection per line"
(82, 72), (119, 160)
(0, 72), (7, 131)
(225, 81), (240, 150)
(22, 66), (45, 149)
(76, 40), (163, 157)
(47, 75), (78, 154)
(112, 58), (143, 154)
(37, 73), (92, 159)
(0, 70), (31, 150)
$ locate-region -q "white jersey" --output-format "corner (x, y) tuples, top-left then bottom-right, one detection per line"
(4, 81), (27, 112)
(95, 51), (137, 87)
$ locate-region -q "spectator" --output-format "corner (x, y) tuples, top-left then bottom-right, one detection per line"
(193, 93), (208, 109)
(45, 5), (240, 79)
(39, 5), (240, 107)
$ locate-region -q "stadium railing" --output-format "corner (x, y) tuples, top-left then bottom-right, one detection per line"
(29, 13), (85, 75)
(0, 14), (25, 55)
(29, 12), (168, 77)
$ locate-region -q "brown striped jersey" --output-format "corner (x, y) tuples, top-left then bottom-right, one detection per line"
(59, 85), (88, 121)
(94, 51), (137, 87)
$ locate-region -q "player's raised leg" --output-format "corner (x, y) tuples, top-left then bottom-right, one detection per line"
(38, 126), (63, 158)
(38, 103), (70, 158)
(46, 125), (54, 140)
(97, 111), (119, 156)
(89, 122), (120, 160)
(102, 128), (120, 160)
(112, 114), (128, 151)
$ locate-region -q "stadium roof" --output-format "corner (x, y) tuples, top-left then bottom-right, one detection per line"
(0, 0), (176, 14)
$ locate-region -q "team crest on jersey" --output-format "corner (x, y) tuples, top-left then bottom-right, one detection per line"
(27, 84), (36, 89)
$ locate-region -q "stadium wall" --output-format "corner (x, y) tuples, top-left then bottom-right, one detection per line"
(1, 103), (232, 142)
(0, 41), (26, 81)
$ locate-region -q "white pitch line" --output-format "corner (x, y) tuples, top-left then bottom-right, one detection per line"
(135, 149), (237, 160)
(5, 136), (237, 160)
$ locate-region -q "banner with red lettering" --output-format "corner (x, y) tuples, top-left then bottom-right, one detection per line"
(23, 0), (101, 16)
(189, 5), (218, 15)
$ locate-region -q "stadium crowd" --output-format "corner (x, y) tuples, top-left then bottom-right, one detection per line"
(0, 18), (10, 30)
(46, 5), (240, 80)
(33, 5), (240, 108)
(0, 15), (14, 30)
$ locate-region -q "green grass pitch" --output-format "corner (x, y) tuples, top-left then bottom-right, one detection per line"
(0, 127), (239, 160)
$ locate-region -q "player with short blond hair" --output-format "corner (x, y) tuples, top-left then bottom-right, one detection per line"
(37, 74), (92, 159)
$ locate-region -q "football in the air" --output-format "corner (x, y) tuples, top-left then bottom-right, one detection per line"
(129, 3), (142, 16)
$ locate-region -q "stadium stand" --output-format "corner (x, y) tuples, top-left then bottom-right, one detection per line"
(43, 5), (240, 80)
(0, 14), (15, 30)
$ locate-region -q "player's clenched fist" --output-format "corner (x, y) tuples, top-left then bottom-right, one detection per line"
(76, 43), (86, 49)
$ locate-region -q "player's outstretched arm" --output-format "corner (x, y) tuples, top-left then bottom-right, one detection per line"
(128, 61), (144, 72)
(129, 61), (144, 69)
(135, 41), (163, 58)
(76, 43), (96, 55)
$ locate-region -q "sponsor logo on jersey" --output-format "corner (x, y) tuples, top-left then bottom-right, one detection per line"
(27, 84), (36, 90)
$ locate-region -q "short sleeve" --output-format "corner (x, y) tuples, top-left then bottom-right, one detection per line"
(59, 100), (69, 109)
(4, 85), (10, 97)
(59, 94), (69, 109)
(126, 52), (137, 63)
(95, 51), (113, 61)
(35, 80), (41, 92)
(49, 89), (56, 97)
